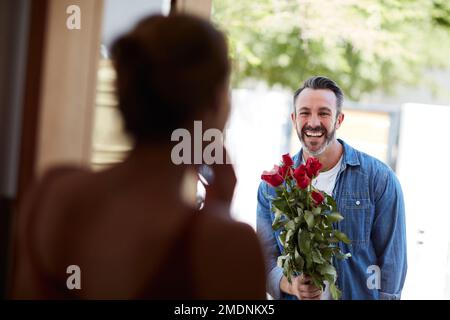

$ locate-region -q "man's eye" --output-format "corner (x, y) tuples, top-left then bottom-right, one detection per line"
(319, 113), (330, 116)
(300, 112), (309, 116)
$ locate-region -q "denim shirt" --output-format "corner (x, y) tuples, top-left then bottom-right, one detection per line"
(256, 139), (407, 300)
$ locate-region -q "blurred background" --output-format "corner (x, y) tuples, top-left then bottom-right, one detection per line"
(1, 0), (450, 299)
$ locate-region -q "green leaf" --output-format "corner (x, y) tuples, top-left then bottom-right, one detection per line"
(329, 282), (342, 300)
(277, 255), (286, 268)
(272, 215), (287, 231)
(294, 249), (304, 270)
(305, 254), (313, 270)
(296, 207), (303, 217)
(312, 207), (321, 215)
(326, 212), (344, 222)
(314, 232), (325, 242)
(298, 230), (311, 253)
(286, 229), (294, 243)
(278, 232), (286, 246)
(324, 273), (336, 284)
(311, 249), (325, 264)
(335, 251), (352, 260)
(317, 263), (337, 277)
(325, 195), (337, 209)
(272, 199), (289, 213)
(322, 220), (332, 230)
(334, 230), (351, 244)
(272, 208), (283, 224)
(322, 248), (333, 261)
(305, 211), (314, 229)
(311, 276), (324, 291)
(283, 255), (290, 270)
(314, 216), (322, 227)
(285, 220), (296, 231)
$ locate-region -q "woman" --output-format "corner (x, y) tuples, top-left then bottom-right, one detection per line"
(10, 14), (266, 299)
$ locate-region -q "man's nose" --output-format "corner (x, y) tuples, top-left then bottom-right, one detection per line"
(307, 114), (321, 128)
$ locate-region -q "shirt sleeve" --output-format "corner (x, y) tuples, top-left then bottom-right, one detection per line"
(372, 168), (407, 300)
(256, 181), (284, 299)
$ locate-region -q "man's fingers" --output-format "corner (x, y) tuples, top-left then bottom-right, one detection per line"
(299, 284), (321, 293)
(300, 292), (322, 300)
(298, 285), (322, 298)
(293, 275), (323, 300)
(300, 275), (312, 284)
(302, 296), (321, 300)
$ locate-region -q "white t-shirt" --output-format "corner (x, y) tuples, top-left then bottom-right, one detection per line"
(302, 154), (343, 300)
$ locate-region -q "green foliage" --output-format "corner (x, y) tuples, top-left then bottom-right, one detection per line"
(269, 176), (351, 300)
(212, 0), (450, 100)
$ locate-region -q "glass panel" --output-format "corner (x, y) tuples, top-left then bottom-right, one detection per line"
(91, 0), (171, 171)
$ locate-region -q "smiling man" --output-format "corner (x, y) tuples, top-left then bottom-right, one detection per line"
(256, 76), (407, 300)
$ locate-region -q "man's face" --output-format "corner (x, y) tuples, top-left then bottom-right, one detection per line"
(291, 88), (344, 156)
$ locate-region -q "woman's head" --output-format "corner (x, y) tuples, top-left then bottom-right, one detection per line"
(111, 14), (230, 144)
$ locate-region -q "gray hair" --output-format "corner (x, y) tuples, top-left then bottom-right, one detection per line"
(293, 76), (344, 115)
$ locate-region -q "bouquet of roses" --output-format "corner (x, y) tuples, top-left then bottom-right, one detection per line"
(261, 154), (351, 300)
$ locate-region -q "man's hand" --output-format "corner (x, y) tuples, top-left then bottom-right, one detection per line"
(280, 274), (322, 300)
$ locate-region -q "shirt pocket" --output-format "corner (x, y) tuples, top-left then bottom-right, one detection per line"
(339, 195), (371, 247)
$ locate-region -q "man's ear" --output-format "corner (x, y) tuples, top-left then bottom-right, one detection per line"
(291, 111), (296, 123)
(335, 112), (344, 129)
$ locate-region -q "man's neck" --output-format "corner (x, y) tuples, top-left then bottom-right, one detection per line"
(302, 140), (343, 172)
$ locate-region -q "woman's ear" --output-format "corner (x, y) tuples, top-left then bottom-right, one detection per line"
(207, 83), (230, 131)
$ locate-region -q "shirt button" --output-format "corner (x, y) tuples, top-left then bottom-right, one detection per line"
(355, 200), (361, 206)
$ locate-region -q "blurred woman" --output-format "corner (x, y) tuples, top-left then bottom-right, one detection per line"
(10, 14), (266, 299)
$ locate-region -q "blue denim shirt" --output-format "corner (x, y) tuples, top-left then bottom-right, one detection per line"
(256, 139), (407, 300)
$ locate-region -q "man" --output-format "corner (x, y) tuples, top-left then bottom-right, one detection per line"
(257, 76), (407, 300)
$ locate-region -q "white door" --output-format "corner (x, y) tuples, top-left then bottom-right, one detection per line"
(397, 103), (450, 300)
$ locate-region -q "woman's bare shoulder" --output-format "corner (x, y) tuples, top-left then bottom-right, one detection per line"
(18, 166), (94, 254)
(18, 165), (90, 219)
(192, 211), (266, 299)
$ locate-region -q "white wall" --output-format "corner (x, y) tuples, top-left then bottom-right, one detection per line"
(397, 103), (450, 299)
(226, 88), (292, 228)
(101, 0), (170, 50)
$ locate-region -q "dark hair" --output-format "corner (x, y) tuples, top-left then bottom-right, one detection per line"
(111, 14), (230, 143)
(293, 76), (344, 115)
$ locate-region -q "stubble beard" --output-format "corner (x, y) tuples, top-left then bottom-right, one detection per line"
(297, 123), (337, 157)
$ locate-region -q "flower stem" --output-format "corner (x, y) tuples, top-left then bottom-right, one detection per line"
(306, 182), (311, 210)
(282, 180), (296, 218)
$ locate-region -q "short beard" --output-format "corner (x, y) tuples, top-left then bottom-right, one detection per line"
(297, 124), (337, 157)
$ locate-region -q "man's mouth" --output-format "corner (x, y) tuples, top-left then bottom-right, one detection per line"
(304, 130), (324, 138)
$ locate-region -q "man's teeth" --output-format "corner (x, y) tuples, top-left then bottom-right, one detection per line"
(305, 131), (323, 137)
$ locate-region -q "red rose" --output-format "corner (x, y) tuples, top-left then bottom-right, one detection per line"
(278, 165), (293, 179)
(282, 153), (294, 167)
(261, 165), (284, 187)
(312, 191), (325, 205)
(293, 164), (310, 189)
(305, 157), (322, 178)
